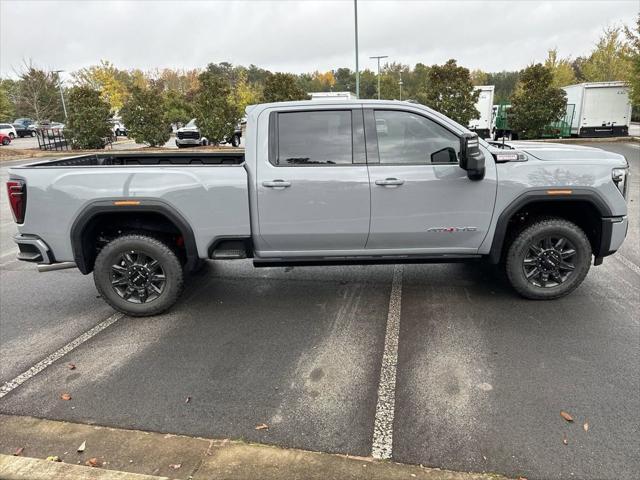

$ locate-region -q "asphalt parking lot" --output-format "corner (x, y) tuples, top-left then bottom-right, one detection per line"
(0, 142), (638, 480)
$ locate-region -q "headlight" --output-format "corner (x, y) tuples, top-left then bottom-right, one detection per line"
(612, 167), (629, 198)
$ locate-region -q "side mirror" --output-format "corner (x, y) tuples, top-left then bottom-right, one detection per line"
(431, 147), (457, 164)
(459, 133), (486, 180)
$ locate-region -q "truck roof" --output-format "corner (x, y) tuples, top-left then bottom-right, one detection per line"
(563, 81), (628, 90)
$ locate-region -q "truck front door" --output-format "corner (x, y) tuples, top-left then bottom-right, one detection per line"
(256, 108), (370, 255)
(365, 108), (497, 253)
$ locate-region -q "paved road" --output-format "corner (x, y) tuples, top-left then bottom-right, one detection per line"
(0, 142), (638, 480)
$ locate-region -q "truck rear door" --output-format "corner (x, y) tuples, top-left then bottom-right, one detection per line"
(256, 107), (370, 254)
(364, 107), (496, 253)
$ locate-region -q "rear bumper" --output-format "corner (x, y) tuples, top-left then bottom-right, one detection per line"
(13, 234), (54, 264)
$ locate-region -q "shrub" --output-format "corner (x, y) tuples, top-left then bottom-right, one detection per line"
(66, 86), (112, 149)
(120, 87), (170, 147)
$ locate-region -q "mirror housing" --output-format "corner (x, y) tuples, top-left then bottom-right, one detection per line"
(459, 133), (486, 180)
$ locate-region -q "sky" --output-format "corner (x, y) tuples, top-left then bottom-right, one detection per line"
(1, 0), (638, 80)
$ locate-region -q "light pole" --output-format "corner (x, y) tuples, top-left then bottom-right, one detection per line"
(370, 55), (388, 100)
(354, 0), (359, 98)
(398, 72), (403, 101)
(53, 70), (68, 121)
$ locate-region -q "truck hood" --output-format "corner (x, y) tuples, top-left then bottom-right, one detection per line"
(177, 126), (199, 133)
(504, 141), (628, 166)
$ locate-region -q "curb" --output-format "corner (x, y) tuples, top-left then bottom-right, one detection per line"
(0, 415), (513, 480)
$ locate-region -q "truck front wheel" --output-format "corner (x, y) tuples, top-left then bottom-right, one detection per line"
(505, 218), (592, 300)
(93, 234), (184, 316)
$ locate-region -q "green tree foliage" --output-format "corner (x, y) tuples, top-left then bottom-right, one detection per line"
(65, 86), (112, 149)
(0, 81), (15, 121)
(120, 86), (170, 147)
(417, 60), (480, 125)
(15, 63), (64, 122)
(485, 71), (520, 104)
(624, 14), (640, 115)
(581, 27), (633, 82)
(163, 90), (192, 126)
(510, 64), (567, 139)
(470, 69), (489, 86)
(192, 65), (241, 144)
(73, 60), (133, 113)
(544, 48), (577, 87)
(262, 73), (308, 103)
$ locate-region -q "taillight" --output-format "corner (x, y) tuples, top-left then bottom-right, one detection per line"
(7, 179), (26, 224)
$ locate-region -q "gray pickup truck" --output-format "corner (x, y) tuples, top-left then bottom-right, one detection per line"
(7, 100), (629, 316)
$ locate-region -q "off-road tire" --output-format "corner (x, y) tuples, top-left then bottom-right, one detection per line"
(94, 234), (184, 316)
(506, 218), (592, 300)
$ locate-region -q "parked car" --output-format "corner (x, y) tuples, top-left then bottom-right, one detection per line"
(7, 100), (629, 316)
(0, 123), (18, 139)
(12, 118), (36, 137)
(0, 132), (12, 145)
(111, 120), (128, 137)
(175, 118), (243, 148)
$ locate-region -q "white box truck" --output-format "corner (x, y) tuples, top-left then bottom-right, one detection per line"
(468, 85), (495, 139)
(563, 82), (631, 137)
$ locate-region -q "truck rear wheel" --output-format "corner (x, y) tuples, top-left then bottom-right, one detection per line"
(505, 218), (591, 300)
(93, 234), (184, 316)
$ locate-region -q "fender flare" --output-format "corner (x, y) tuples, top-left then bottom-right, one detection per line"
(70, 199), (199, 274)
(488, 188), (613, 264)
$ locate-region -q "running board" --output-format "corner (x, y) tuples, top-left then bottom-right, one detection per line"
(253, 254), (483, 268)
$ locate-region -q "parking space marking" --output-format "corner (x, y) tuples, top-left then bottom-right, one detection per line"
(616, 254), (640, 276)
(371, 264), (403, 460)
(0, 312), (124, 399)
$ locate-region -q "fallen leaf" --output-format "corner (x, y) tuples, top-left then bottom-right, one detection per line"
(77, 441), (86, 453)
(583, 421), (589, 432)
(86, 457), (102, 467)
(169, 463), (182, 470)
(562, 434), (568, 445)
(67, 363), (76, 370)
(560, 411), (574, 422)
(255, 423), (269, 430)
(46, 456), (62, 462)
(185, 396), (191, 404)
(60, 393), (72, 401)
(13, 447), (24, 456)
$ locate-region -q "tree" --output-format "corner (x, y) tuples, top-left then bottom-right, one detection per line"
(192, 65), (241, 144)
(15, 62), (64, 122)
(417, 59), (480, 125)
(262, 73), (307, 102)
(624, 14), (640, 115)
(73, 60), (131, 113)
(470, 69), (488, 86)
(544, 49), (576, 87)
(120, 86), (170, 147)
(510, 64), (566, 139)
(163, 89), (192, 126)
(65, 86), (112, 149)
(0, 81), (15, 121)
(581, 27), (633, 82)
(485, 71), (520, 104)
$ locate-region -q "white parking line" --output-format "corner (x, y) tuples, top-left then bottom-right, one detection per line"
(616, 254), (640, 276)
(371, 264), (403, 459)
(0, 312), (124, 399)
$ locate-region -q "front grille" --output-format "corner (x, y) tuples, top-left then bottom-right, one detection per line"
(178, 131), (200, 139)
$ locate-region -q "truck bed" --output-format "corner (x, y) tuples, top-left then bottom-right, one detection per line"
(9, 150), (250, 265)
(28, 151), (245, 167)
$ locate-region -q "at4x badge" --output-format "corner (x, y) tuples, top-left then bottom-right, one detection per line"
(427, 226), (478, 233)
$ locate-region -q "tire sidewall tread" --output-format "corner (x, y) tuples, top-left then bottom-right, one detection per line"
(93, 234), (184, 317)
(506, 217), (592, 300)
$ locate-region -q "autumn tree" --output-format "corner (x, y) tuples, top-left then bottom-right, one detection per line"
(470, 69), (489, 86)
(73, 60), (130, 112)
(192, 64), (241, 144)
(120, 86), (170, 147)
(15, 63), (64, 122)
(65, 86), (112, 149)
(581, 27), (633, 82)
(510, 64), (566, 139)
(417, 59), (480, 125)
(545, 49), (577, 87)
(262, 73), (308, 102)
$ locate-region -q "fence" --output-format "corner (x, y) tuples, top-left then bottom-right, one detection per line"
(36, 128), (68, 151)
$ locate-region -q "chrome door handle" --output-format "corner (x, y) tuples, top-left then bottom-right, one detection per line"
(262, 179), (291, 188)
(375, 178), (405, 186)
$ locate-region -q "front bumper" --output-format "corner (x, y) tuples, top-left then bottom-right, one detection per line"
(13, 234), (54, 263)
(594, 216), (628, 264)
(175, 138), (201, 146)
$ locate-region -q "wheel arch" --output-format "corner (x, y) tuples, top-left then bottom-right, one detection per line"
(489, 189), (613, 264)
(70, 200), (199, 274)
